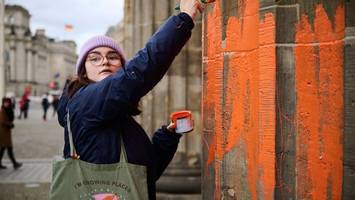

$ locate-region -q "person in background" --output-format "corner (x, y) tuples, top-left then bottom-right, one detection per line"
(0, 97), (22, 169)
(56, 0), (203, 199)
(18, 94), (30, 119)
(51, 95), (60, 117)
(41, 93), (50, 121)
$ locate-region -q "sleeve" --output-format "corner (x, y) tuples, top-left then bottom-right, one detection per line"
(152, 126), (182, 180)
(77, 13), (194, 126)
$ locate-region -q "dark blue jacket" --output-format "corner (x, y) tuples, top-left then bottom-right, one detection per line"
(57, 13), (194, 200)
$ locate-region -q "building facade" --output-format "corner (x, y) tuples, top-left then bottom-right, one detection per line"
(4, 5), (77, 97)
(0, 0), (5, 98)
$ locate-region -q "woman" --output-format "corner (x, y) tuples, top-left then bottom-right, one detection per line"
(0, 97), (22, 169)
(56, 1), (203, 199)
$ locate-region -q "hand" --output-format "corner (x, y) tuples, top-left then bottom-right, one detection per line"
(180, 0), (204, 20)
(167, 122), (176, 132)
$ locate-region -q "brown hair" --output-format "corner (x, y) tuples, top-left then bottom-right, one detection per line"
(67, 65), (94, 98)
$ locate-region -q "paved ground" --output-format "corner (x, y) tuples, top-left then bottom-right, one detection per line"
(0, 100), (63, 200)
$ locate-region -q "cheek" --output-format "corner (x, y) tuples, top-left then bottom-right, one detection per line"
(85, 65), (100, 79)
(112, 64), (123, 73)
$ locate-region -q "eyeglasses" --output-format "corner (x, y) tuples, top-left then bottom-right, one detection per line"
(86, 52), (121, 66)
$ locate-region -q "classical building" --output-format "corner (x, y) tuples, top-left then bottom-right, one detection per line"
(3, 5), (77, 97)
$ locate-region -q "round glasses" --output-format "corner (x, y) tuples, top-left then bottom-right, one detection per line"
(86, 53), (121, 66)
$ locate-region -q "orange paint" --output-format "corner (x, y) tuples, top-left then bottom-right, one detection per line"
(258, 13), (276, 199)
(295, 5), (344, 200)
(204, 2), (223, 199)
(203, 0), (275, 199)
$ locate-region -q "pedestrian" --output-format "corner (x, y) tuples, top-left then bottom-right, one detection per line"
(18, 94), (30, 119)
(41, 93), (50, 121)
(51, 95), (59, 117)
(0, 97), (22, 169)
(50, 1), (203, 199)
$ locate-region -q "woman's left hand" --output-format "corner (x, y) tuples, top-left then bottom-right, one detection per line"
(167, 122), (176, 132)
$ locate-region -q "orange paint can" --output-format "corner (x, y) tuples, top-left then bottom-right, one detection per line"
(170, 110), (194, 134)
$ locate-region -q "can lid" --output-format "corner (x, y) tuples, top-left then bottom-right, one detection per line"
(170, 110), (192, 122)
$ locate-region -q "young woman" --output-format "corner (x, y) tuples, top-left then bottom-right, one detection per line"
(56, 1), (203, 199)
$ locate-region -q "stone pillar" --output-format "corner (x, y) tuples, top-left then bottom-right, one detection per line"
(9, 39), (16, 81)
(123, 0), (202, 198)
(344, 1), (355, 199)
(32, 50), (38, 85)
(152, 0), (169, 134)
(186, 14), (202, 167)
(202, 0), (346, 199)
(123, 0), (133, 58)
(15, 38), (26, 81)
(139, 0), (155, 135)
(0, 0), (5, 98)
(25, 40), (32, 82)
(155, 1), (201, 198)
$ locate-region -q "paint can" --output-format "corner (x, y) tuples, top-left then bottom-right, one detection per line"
(170, 110), (194, 134)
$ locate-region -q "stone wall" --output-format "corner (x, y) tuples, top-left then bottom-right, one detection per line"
(202, 0), (351, 199)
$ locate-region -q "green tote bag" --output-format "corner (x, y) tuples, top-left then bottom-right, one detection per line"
(49, 112), (149, 200)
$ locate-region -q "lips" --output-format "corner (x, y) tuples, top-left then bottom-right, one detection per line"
(100, 69), (113, 74)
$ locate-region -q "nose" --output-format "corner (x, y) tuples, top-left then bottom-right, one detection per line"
(101, 56), (109, 65)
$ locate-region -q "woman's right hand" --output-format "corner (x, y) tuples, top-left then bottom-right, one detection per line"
(180, 0), (204, 20)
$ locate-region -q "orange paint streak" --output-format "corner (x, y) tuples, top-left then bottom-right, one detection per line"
(295, 5), (344, 200)
(204, 0), (275, 199)
(223, 1), (261, 199)
(258, 13), (276, 200)
(204, 2), (223, 200)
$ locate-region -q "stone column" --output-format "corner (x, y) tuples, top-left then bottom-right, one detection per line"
(0, 0), (5, 98)
(139, 0), (155, 135)
(123, 0), (202, 198)
(186, 15), (202, 167)
(15, 38), (26, 81)
(123, 0), (133, 58)
(344, 1), (355, 199)
(25, 40), (32, 82)
(32, 49), (38, 86)
(152, 0), (169, 134)
(155, 1), (201, 198)
(202, 0), (347, 199)
(9, 39), (16, 81)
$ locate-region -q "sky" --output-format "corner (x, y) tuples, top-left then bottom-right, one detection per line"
(5, 0), (124, 53)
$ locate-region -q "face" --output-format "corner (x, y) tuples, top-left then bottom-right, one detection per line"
(84, 47), (123, 82)
(3, 100), (11, 108)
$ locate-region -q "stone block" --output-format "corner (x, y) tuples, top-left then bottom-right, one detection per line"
(344, 40), (355, 200)
(276, 5), (298, 43)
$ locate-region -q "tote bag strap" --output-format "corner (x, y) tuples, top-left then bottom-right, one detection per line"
(119, 134), (128, 163)
(66, 110), (78, 158)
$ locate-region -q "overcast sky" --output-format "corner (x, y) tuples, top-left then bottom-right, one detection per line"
(5, 0), (124, 53)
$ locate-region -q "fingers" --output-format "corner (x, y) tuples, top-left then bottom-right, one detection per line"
(167, 122), (176, 130)
(197, 2), (205, 13)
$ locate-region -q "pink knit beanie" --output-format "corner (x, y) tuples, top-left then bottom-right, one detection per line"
(75, 35), (126, 74)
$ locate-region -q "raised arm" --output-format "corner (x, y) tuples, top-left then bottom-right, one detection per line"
(122, 12), (194, 103)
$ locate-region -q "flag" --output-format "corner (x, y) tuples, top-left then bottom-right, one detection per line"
(64, 24), (74, 32)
